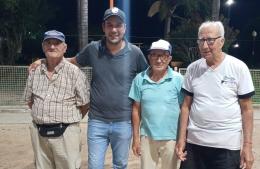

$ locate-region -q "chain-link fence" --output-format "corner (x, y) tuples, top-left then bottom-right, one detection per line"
(179, 68), (260, 104)
(0, 66), (259, 106)
(0, 66), (92, 106)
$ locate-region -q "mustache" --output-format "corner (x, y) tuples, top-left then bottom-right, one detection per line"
(46, 49), (56, 52)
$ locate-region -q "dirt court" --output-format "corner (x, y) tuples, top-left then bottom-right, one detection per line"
(0, 123), (141, 169)
(0, 111), (259, 169)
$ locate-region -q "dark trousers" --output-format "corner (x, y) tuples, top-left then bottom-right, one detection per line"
(180, 143), (240, 169)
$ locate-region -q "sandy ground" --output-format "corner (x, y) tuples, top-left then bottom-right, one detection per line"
(0, 123), (140, 169)
(0, 108), (259, 169)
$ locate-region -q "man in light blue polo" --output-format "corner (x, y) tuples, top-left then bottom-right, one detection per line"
(129, 39), (183, 169)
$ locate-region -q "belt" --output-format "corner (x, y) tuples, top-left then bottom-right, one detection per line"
(36, 123), (70, 128)
(33, 121), (78, 128)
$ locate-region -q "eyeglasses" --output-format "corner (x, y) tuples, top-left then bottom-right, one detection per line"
(197, 36), (221, 46)
(148, 53), (169, 61)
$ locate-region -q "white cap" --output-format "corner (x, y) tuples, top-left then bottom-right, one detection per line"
(148, 39), (172, 54)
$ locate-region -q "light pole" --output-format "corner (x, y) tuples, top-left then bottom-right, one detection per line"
(252, 30), (257, 57)
(225, 0), (234, 20)
(226, 0), (234, 6)
(110, 0), (114, 8)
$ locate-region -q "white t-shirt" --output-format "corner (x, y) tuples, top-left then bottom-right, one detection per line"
(183, 54), (255, 150)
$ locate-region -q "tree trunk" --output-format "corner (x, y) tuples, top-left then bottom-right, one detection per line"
(212, 0), (220, 21)
(78, 0), (88, 50)
(3, 30), (23, 65)
(164, 15), (171, 40)
(0, 37), (4, 65)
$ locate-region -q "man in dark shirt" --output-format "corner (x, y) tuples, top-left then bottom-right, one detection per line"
(67, 7), (147, 169)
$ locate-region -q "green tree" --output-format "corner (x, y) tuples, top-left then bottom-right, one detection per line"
(147, 0), (208, 40)
(171, 15), (239, 64)
(220, 15), (239, 52)
(212, 0), (220, 20)
(148, 0), (178, 39)
(0, 0), (54, 65)
(170, 14), (203, 63)
(147, 0), (239, 65)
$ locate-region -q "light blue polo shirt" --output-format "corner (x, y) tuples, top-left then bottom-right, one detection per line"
(129, 67), (183, 140)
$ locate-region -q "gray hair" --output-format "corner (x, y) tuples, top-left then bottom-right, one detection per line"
(198, 21), (225, 37)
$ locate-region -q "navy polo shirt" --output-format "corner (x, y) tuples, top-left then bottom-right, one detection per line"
(76, 38), (148, 122)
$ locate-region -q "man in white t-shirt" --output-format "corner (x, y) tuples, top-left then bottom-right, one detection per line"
(175, 21), (255, 169)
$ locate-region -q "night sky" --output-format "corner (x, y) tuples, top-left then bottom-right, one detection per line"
(88, 0), (260, 37)
(229, 0), (260, 29)
(88, 0), (260, 67)
(35, 0), (260, 67)
(88, 0), (164, 40)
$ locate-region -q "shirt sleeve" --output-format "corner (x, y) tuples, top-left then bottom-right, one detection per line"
(182, 66), (193, 95)
(23, 72), (33, 102)
(177, 75), (184, 105)
(75, 43), (92, 67)
(75, 69), (90, 106)
(237, 62), (255, 98)
(128, 75), (141, 102)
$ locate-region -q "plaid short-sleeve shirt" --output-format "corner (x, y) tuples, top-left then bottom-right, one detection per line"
(24, 59), (90, 124)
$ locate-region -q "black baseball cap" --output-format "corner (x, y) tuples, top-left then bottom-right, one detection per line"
(103, 7), (126, 23)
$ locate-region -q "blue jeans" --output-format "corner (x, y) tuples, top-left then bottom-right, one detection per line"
(87, 119), (132, 169)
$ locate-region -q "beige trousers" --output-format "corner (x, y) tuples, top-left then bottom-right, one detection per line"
(29, 122), (81, 169)
(141, 136), (178, 169)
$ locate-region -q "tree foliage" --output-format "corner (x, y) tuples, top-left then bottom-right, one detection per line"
(147, 0), (239, 65)
(0, 0), (54, 65)
(171, 12), (239, 64)
(148, 0), (210, 39)
(170, 14), (203, 63)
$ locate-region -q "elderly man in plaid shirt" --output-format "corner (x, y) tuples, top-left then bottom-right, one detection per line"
(24, 30), (90, 169)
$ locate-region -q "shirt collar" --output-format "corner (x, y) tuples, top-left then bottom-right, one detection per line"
(143, 66), (173, 83)
(40, 58), (66, 74)
(99, 37), (130, 56)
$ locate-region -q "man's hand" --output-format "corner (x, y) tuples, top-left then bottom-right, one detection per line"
(79, 103), (90, 119)
(175, 140), (187, 161)
(239, 98), (254, 169)
(240, 143), (254, 169)
(27, 101), (33, 109)
(132, 137), (141, 157)
(28, 59), (42, 72)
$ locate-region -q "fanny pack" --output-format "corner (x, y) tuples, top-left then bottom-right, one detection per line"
(36, 123), (70, 137)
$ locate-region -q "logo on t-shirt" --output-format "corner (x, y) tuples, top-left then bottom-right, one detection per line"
(221, 76), (236, 88)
